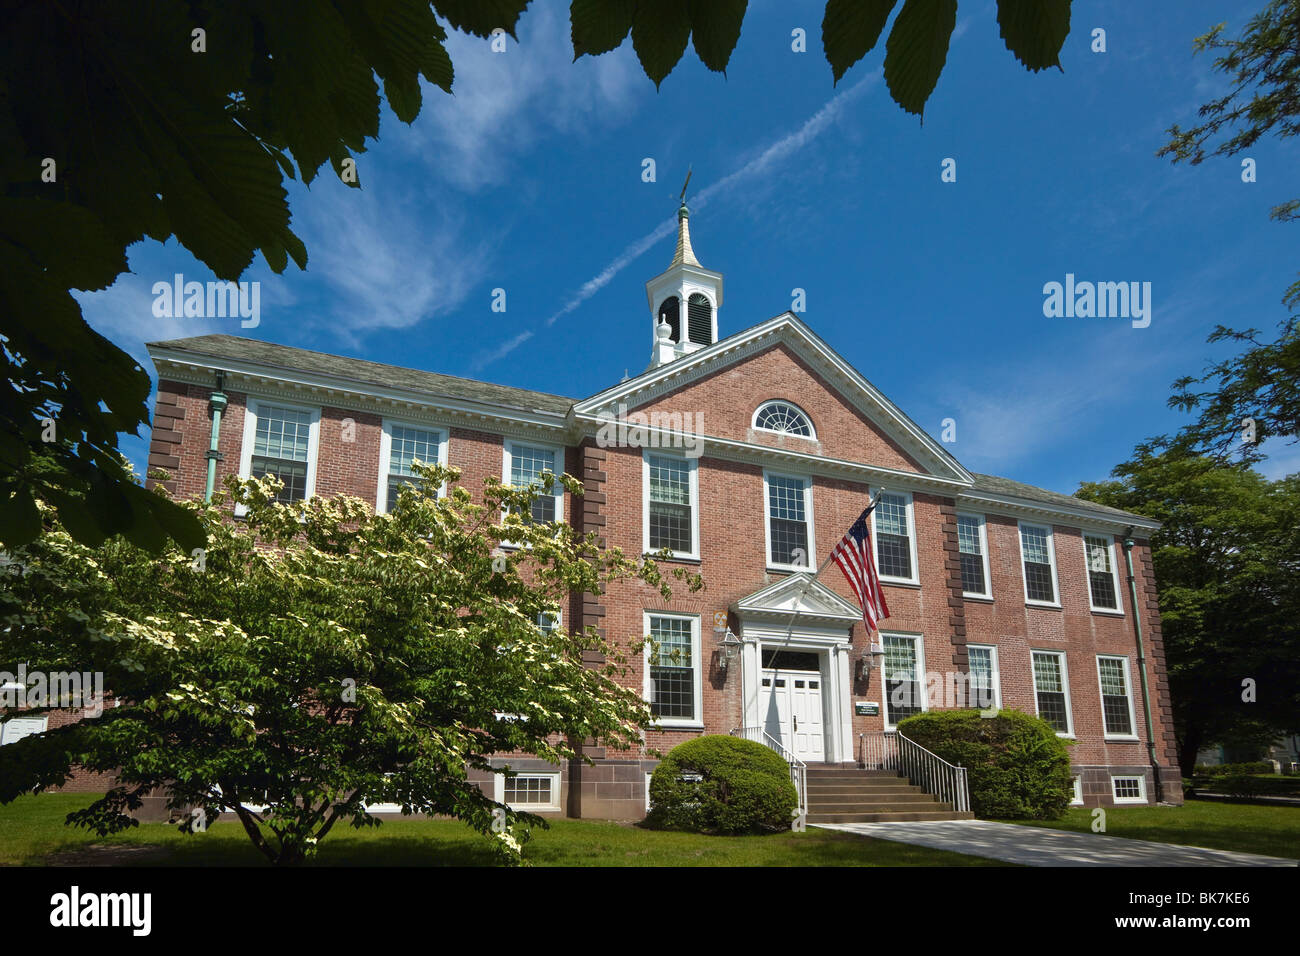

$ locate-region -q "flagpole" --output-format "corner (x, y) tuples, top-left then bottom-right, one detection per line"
(779, 487), (887, 646)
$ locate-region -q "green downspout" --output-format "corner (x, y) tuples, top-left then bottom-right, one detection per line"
(1122, 529), (1163, 801)
(204, 372), (227, 502)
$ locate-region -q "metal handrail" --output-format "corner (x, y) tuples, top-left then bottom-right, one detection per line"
(858, 730), (970, 814)
(731, 725), (807, 817)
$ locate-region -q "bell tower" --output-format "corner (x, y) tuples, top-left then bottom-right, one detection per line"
(645, 174), (723, 369)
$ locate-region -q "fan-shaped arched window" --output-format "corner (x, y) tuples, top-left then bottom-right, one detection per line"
(658, 296), (681, 342)
(687, 293), (713, 345)
(754, 401), (815, 439)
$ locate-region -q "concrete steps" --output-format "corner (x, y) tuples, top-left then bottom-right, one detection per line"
(804, 765), (974, 823)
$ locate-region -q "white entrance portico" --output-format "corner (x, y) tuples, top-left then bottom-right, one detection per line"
(733, 574), (861, 765)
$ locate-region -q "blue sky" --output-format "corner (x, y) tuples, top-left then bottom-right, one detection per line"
(79, 0), (1300, 493)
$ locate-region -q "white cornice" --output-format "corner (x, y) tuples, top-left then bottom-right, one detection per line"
(956, 491), (1160, 534)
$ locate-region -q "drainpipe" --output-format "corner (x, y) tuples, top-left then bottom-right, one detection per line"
(204, 372), (227, 502)
(1122, 528), (1162, 801)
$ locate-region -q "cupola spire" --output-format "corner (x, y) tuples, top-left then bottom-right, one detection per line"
(644, 168), (723, 370)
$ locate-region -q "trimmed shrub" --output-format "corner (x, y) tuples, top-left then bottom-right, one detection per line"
(898, 709), (1073, 820)
(645, 735), (798, 835)
(1214, 774), (1263, 798)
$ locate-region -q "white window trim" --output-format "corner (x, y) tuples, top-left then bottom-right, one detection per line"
(763, 469), (815, 572)
(641, 450), (700, 561)
(1082, 532), (1125, 615)
(1018, 520), (1061, 608)
(872, 488), (921, 586)
(376, 418), (448, 514)
(643, 611), (704, 730)
(645, 771), (654, 812)
(880, 631), (926, 732)
(1096, 654), (1140, 741)
(1110, 774), (1147, 804)
(236, 397), (322, 517)
(966, 643), (1002, 711)
(1031, 648), (1074, 737)
(493, 770), (562, 812)
(751, 400), (817, 440)
(1070, 776), (1085, 806)
(501, 439), (565, 547)
(956, 512), (993, 599)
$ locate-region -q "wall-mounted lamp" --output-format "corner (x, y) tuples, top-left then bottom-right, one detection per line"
(859, 642), (885, 682)
(714, 622), (741, 671)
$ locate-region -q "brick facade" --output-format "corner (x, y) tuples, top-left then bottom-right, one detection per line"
(110, 316), (1183, 817)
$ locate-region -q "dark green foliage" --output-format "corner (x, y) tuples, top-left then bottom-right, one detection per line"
(898, 709), (1073, 819)
(645, 735), (797, 834)
(1194, 761), (1275, 777)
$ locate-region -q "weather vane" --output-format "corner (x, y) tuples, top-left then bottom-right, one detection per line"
(678, 166), (692, 207)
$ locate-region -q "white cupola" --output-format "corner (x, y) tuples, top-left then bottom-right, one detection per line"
(645, 201), (723, 369)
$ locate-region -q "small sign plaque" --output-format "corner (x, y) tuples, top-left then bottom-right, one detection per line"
(855, 701), (879, 716)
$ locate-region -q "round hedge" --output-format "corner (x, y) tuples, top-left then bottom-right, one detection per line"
(897, 709), (1073, 819)
(645, 735), (798, 834)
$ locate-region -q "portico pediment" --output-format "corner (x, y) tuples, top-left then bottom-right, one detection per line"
(732, 573), (862, 628)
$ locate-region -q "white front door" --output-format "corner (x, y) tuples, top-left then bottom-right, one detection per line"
(761, 668), (824, 762)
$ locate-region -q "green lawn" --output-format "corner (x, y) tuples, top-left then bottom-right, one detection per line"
(0, 793), (1003, 867)
(1012, 798), (1300, 859)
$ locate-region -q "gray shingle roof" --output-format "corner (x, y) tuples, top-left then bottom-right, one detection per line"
(146, 334), (575, 416)
(969, 473), (1148, 524)
(147, 334), (1152, 525)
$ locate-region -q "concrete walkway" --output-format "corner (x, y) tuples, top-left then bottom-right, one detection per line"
(815, 820), (1296, 866)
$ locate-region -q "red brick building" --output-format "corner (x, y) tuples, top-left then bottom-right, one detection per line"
(140, 206), (1181, 818)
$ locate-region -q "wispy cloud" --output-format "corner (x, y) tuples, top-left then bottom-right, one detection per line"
(470, 71), (881, 371)
(408, 3), (641, 191)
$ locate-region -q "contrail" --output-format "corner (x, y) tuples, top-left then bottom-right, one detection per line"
(471, 72), (878, 371)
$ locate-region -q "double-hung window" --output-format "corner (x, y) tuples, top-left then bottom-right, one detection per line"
(504, 441), (563, 526)
(765, 472), (813, 569)
(1032, 650), (1073, 735)
(874, 491), (917, 582)
(238, 400), (320, 512)
(645, 613), (701, 726)
(1019, 522), (1059, 605)
(956, 513), (991, 598)
(378, 421), (445, 513)
(966, 644), (1000, 711)
(644, 452), (698, 558)
(1084, 534), (1122, 612)
(1097, 655), (1137, 738)
(882, 633), (924, 729)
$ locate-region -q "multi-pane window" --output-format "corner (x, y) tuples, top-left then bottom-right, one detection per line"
(767, 474), (810, 567)
(1084, 534), (1120, 611)
(503, 774), (553, 806)
(1097, 656), (1134, 736)
(874, 493), (913, 580)
(1032, 651), (1071, 734)
(647, 454), (693, 553)
(883, 635), (923, 727)
(251, 404), (313, 503)
(384, 425), (442, 511)
(1112, 776), (1145, 803)
(1019, 523), (1057, 604)
(966, 645), (999, 711)
(957, 514), (988, 596)
(648, 615), (696, 722)
(508, 443), (559, 524)
(754, 401), (814, 438)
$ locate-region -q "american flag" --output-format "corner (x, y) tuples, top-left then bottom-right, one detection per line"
(831, 502), (890, 632)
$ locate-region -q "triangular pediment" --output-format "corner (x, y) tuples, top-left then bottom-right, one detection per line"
(573, 313), (972, 488)
(732, 573), (862, 626)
